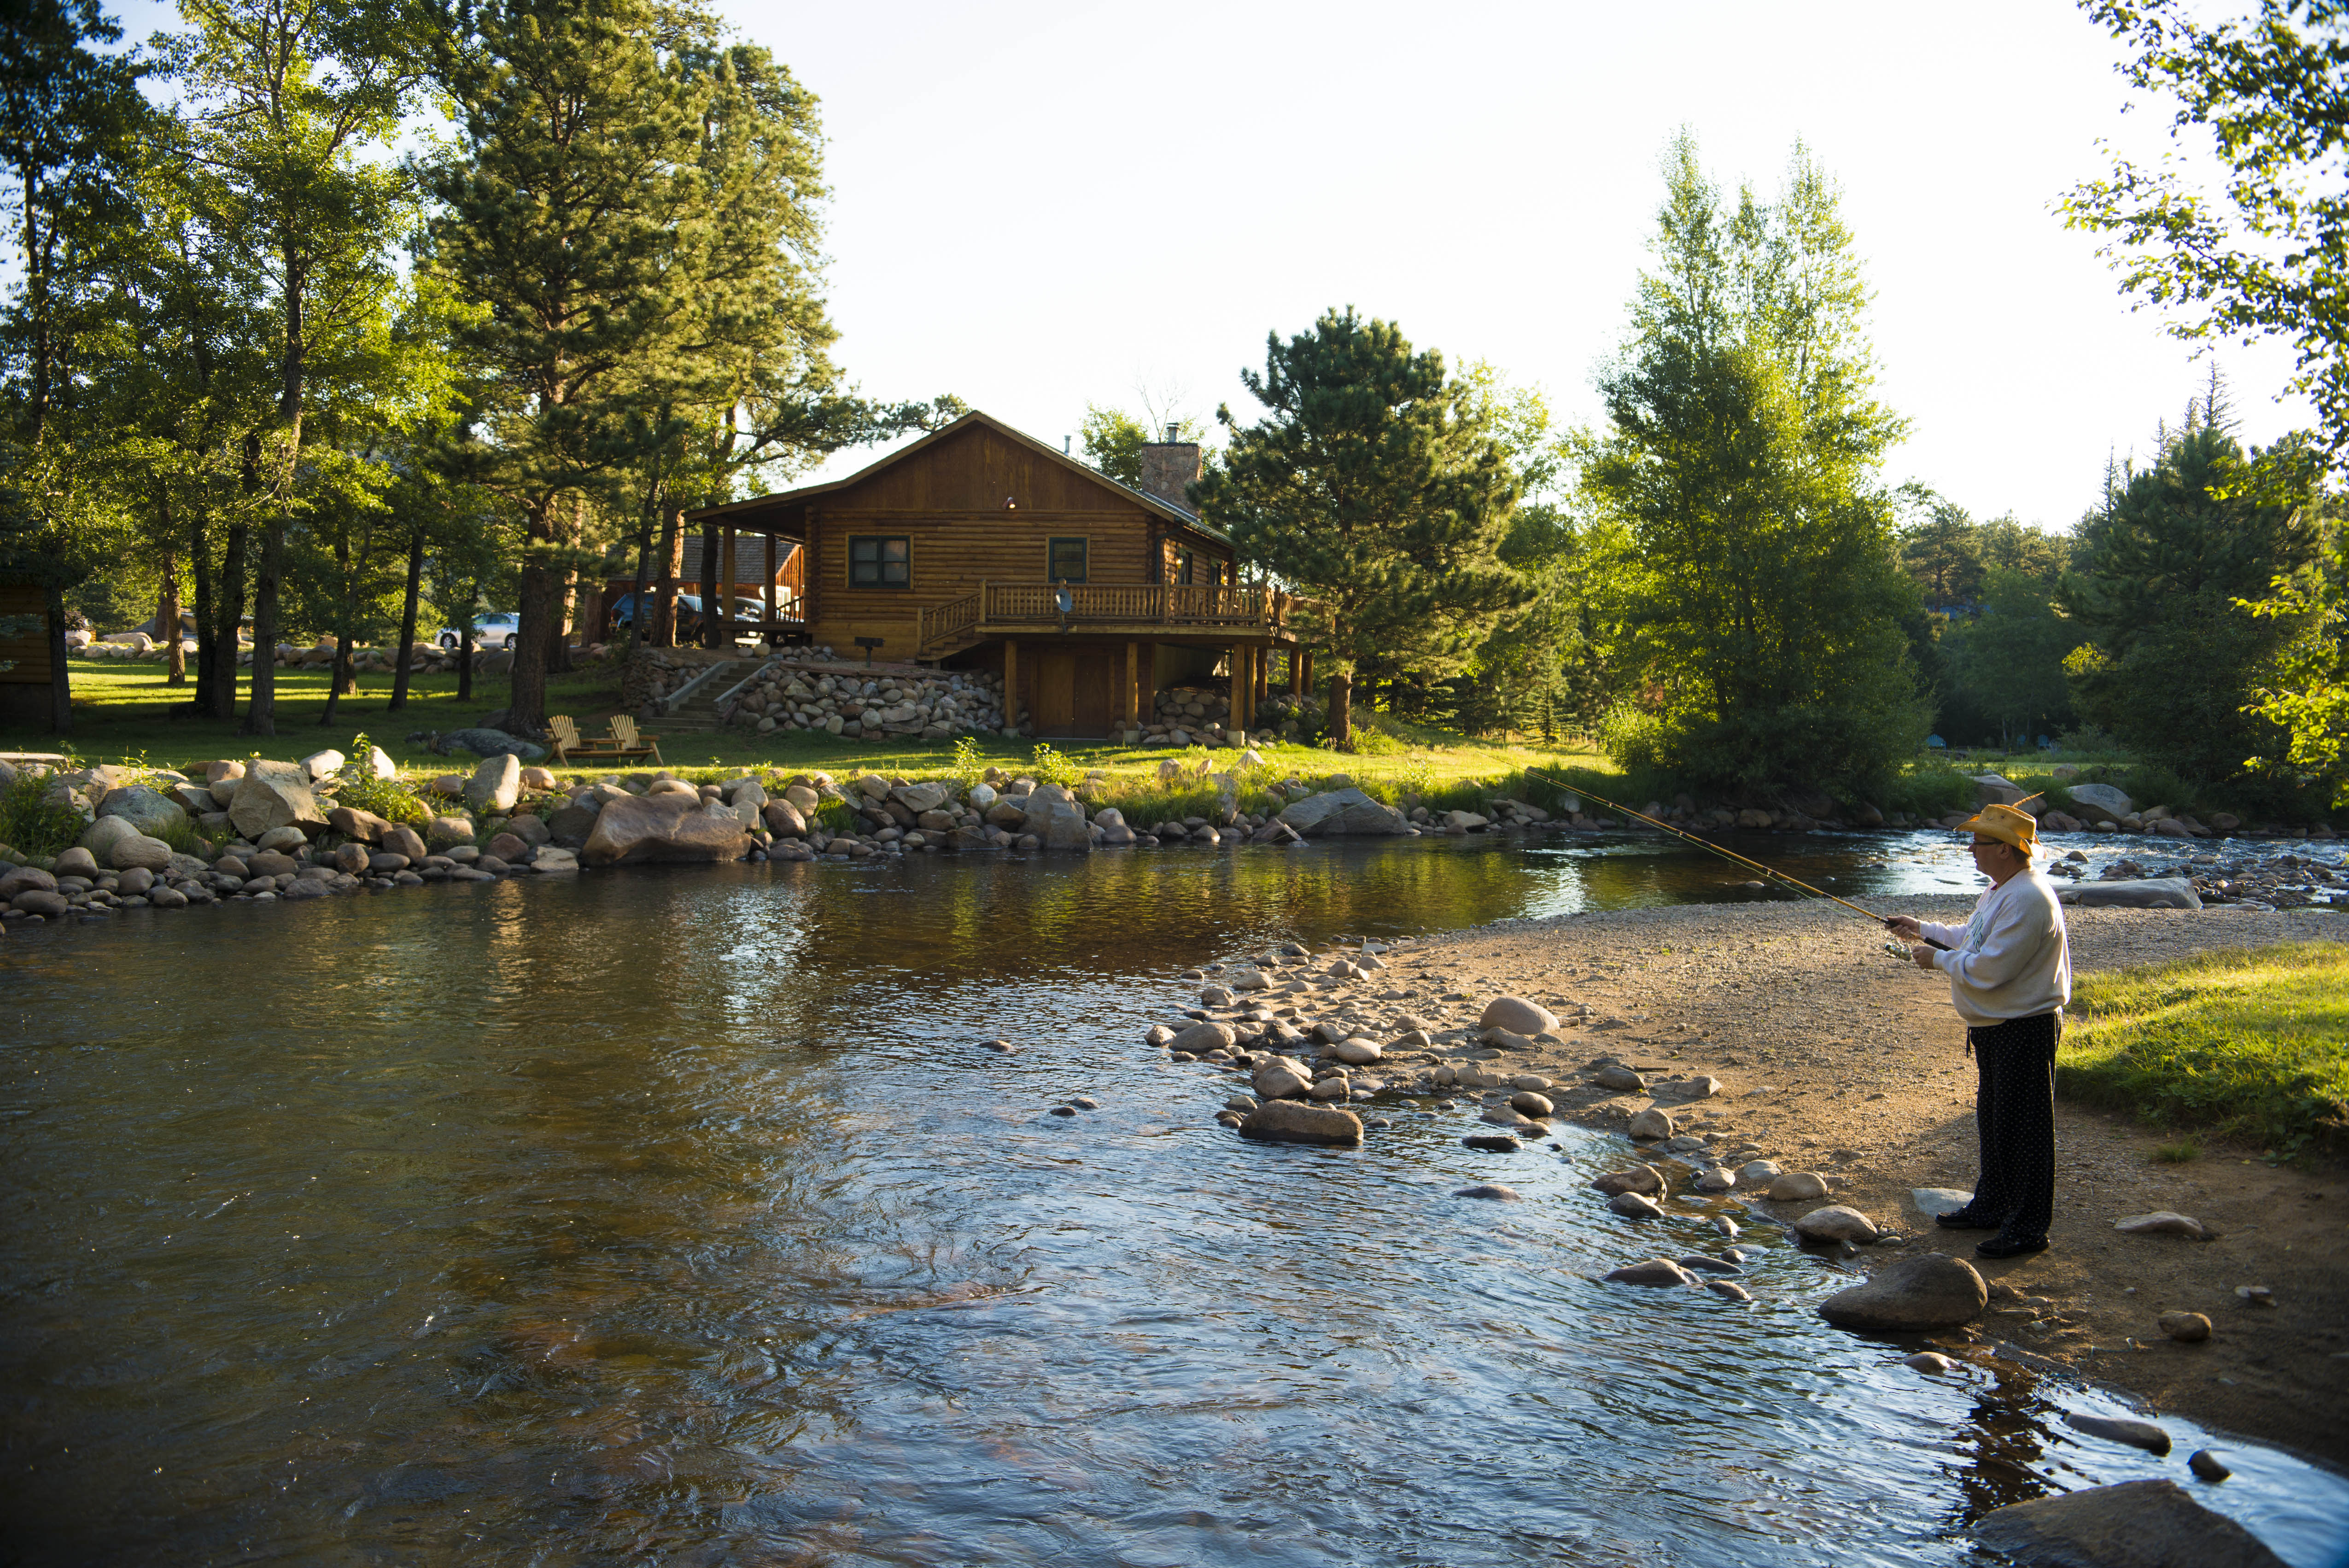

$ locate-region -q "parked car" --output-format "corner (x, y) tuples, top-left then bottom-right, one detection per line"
(608, 592), (705, 638)
(436, 612), (520, 649)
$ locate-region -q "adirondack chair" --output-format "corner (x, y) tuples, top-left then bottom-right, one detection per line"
(606, 713), (662, 766)
(548, 714), (625, 766)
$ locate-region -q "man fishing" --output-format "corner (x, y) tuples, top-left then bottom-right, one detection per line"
(1886, 802), (2072, 1261)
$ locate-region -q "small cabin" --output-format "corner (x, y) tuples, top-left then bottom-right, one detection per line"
(683, 410), (1305, 737)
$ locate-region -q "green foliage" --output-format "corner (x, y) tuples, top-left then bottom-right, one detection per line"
(2062, 424), (2322, 781)
(2240, 527), (2349, 805)
(329, 735), (430, 826)
(949, 735), (985, 789)
(1028, 741), (1082, 789)
(1582, 133), (1928, 798)
(0, 766), (85, 857)
(1934, 567), (2087, 747)
(2061, 942), (2349, 1157)
(2063, 0), (2349, 468)
(1080, 404), (1208, 490)
(2150, 1139), (2202, 1164)
(1193, 307), (1528, 747)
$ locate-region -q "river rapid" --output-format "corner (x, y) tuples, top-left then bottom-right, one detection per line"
(4, 828), (2345, 1566)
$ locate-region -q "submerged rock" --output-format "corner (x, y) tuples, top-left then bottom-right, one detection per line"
(1454, 1183), (1520, 1201)
(1238, 1100), (1363, 1147)
(2066, 1413), (2173, 1456)
(1605, 1258), (1695, 1287)
(1973, 1481), (2285, 1568)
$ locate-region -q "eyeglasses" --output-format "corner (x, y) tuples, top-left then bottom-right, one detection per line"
(1969, 839), (2004, 849)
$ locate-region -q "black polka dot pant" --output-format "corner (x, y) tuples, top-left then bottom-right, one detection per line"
(1965, 1011), (2060, 1243)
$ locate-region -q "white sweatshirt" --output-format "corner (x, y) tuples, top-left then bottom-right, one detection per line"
(1920, 867), (2072, 1026)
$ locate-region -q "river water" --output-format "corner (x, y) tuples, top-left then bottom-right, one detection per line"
(4, 829), (2344, 1566)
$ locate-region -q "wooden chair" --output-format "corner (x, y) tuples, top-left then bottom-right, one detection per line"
(606, 713), (662, 766)
(549, 714), (626, 766)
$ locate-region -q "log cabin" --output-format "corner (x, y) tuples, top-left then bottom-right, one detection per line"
(682, 410), (1307, 737)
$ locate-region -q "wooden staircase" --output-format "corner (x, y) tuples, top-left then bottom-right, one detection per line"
(656, 659), (743, 732)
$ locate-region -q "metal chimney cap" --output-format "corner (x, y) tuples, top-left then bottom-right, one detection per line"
(1164, 423), (1179, 443)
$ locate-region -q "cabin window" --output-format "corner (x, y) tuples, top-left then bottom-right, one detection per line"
(1047, 537), (1088, 584)
(1175, 547), (1195, 585)
(848, 535), (910, 589)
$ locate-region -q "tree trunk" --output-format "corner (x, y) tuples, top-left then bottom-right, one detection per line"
(573, 579), (604, 655)
(209, 513), (247, 722)
(457, 576), (477, 703)
(653, 506), (682, 647)
(159, 542), (185, 686)
(321, 518), (374, 725)
(44, 584), (69, 734)
(190, 509), (214, 714)
(388, 524), (424, 712)
(506, 498), (557, 733)
(1327, 668), (1353, 749)
(546, 568), (574, 675)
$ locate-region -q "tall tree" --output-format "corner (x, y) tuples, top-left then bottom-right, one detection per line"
(0, 0), (149, 731)
(172, 0), (424, 737)
(1581, 133), (1926, 796)
(1191, 307), (1525, 748)
(2063, 423), (2323, 778)
(2064, 0), (2349, 465)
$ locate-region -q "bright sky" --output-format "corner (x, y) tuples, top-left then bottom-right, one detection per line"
(723, 0), (2315, 528)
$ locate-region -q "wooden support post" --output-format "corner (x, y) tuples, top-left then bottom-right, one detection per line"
(1124, 640), (1139, 731)
(1289, 645), (1304, 694)
(1229, 643), (1245, 739)
(764, 532), (776, 630)
(722, 526), (737, 638)
(1253, 641), (1268, 709)
(1003, 639), (1020, 731)
(1300, 649), (1314, 696)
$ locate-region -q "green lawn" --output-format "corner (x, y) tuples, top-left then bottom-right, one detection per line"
(2059, 942), (2349, 1158)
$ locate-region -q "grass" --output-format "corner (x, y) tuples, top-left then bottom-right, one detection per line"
(2059, 942), (2349, 1159)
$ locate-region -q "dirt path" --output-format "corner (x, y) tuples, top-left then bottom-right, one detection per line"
(1384, 897), (2349, 1464)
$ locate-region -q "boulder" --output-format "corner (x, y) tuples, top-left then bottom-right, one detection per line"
(1817, 1252), (1987, 1329)
(1792, 1205), (1881, 1244)
(228, 761), (327, 840)
(254, 825), (308, 854)
(11, 889), (69, 917)
(438, 728), (546, 761)
(1020, 795), (1093, 852)
(97, 786), (187, 840)
(108, 833), (174, 872)
(1604, 1258), (1695, 1287)
(1237, 1100), (1364, 1147)
(761, 799), (807, 837)
(2059, 877), (2202, 910)
(423, 817), (474, 852)
(1594, 1065), (1646, 1093)
(1171, 1021), (1236, 1055)
(361, 745), (397, 779)
(2158, 1311), (2212, 1343)
(334, 842), (371, 874)
(508, 813), (550, 847)
(1252, 1058), (1313, 1100)
(1277, 787), (1409, 837)
(1972, 1480), (2284, 1568)
(891, 782), (947, 813)
(298, 748), (345, 781)
(383, 825), (429, 861)
(79, 815), (143, 863)
(53, 847), (99, 877)
(1332, 1036), (1384, 1065)
(1626, 1108), (1675, 1140)
(1768, 1171), (1829, 1201)
(1591, 1167), (1664, 1197)
(1607, 1192), (1664, 1219)
(2066, 783), (2135, 822)
(581, 793), (752, 866)
(327, 806), (395, 843)
(1479, 995), (1557, 1036)
(548, 802), (600, 841)
(464, 753), (522, 814)
(520, 766), (557, 791)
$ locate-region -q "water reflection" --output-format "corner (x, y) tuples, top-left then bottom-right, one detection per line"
(1, 831), (2343, 1567)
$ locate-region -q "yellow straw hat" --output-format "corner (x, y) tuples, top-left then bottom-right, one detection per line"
(1959, 800), (2039, 856)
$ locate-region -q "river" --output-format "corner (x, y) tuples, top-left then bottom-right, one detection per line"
(4, 828), (2344, 1565)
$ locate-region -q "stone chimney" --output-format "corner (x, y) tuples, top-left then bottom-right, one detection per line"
(1137, 424), (1202, 514)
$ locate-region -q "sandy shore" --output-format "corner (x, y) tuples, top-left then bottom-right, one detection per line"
(1385, 896), (2349, 1465)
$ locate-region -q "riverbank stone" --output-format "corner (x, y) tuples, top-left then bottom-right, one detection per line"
(228, 761), (326, 840)
(1607, 1192), (1664, 1218)
(1626, 1108), (1675, 1140)
(97, 785), (187, 840)
(1592, 1167), (1664, 1197)
(2067, 1413), (2174, 1456)
(464, 754), (521, 813)
(1817, 1252), (1987, 1329)
(1793, 1205), (1881, 1245)
(1768, 1171), (1830, 1201)
(581, 793), (753, 866)
(1479, 995), (1557, 1036)
(1238, 1100), (1363, 1147)
(2115, 1211), (2209, 1240)
(1974, 1480), (2288, 1568)
(1605, 1258), (1695, 1287)
(109, 833), (173, 872)
(1278, 787), (1408, 837)
(2159, 1311), (2213, 1343)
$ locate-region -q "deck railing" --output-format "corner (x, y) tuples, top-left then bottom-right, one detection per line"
(919, 582), (1286, 651)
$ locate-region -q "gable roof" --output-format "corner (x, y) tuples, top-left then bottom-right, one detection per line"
(684, 409), (1229, 542)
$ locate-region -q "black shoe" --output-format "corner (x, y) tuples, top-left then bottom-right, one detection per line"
(1934, 1209), (1998, 1230)
(1976, 1234), (2050, 1260)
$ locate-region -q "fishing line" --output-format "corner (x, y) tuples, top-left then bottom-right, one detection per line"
(1516, 767), (1950, 955)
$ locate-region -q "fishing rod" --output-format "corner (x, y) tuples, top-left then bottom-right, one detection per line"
(1518, 767), (1949, 953)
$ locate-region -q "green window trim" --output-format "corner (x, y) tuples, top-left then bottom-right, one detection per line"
(1047, 536), (1088, 584)
(848, 534), (911, 589)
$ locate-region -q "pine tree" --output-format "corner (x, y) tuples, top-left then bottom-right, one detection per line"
(1191, 308), (1525, 748)
(1581, 133), (1926, 796)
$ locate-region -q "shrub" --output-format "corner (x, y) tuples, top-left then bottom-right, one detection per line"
(0, 767), (85, 859)
(332, 737), (431, 826)
(1029, 742), (1081, 790)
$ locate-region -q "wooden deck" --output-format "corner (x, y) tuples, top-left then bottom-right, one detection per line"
(917, 582), (1293, 655)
